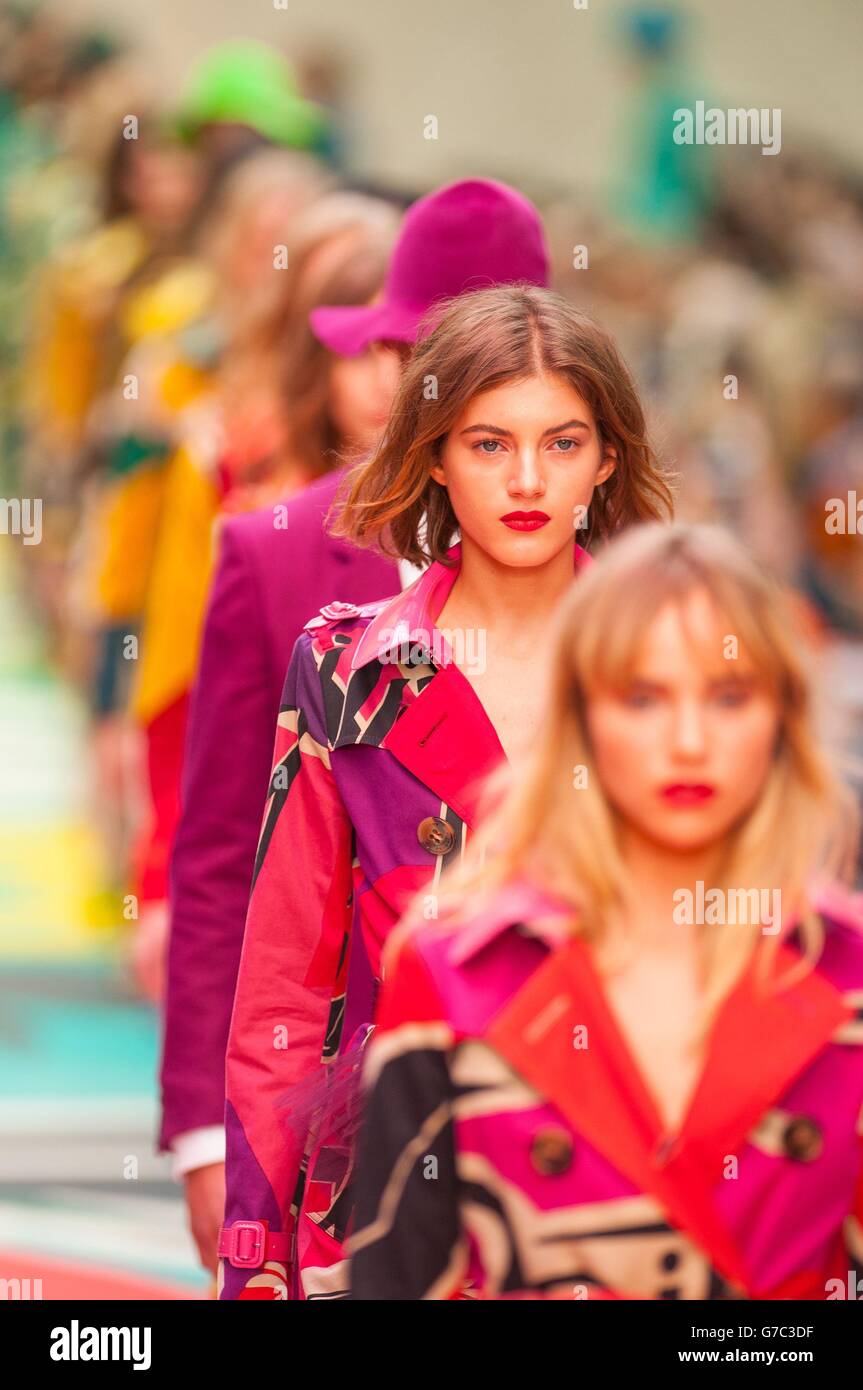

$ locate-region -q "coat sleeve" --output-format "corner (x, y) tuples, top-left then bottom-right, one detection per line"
(220, 630), (354, 1300)
(348, 937), (467, 1300)
(158, 520), (276, 1150)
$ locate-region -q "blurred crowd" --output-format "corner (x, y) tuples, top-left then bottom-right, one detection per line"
(1, 3), (861, 992)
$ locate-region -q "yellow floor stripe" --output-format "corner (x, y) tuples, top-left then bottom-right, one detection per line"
(0, 819), (118, 959)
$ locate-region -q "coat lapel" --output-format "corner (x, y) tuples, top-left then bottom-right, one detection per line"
(484, 933), (851, 1293)
(356, 538), (591, 827)
(380, 662), (506, 827)
(674, 941), (850, 1177)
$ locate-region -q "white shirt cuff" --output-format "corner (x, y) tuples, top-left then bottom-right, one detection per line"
(171, 1125), (226, 1180)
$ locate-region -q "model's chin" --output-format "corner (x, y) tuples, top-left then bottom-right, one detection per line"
(467, 524), (573, 569)
(640, 811), (730, 855)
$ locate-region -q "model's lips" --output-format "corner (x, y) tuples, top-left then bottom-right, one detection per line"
(500, 511), (551, 531)
(661, 783), (717, 806)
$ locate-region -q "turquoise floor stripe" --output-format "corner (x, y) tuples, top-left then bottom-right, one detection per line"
(0, 982), (158, 1099)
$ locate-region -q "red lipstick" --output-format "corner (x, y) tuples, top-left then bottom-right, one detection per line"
(661, 784), (716, 806)
(500, 511), (551, 531)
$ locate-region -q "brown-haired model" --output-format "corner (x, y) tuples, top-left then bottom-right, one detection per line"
(220, 283), (674, 1299)
(330, 283), (673, 565)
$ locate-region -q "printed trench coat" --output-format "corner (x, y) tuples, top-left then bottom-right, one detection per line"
(219, 540), (592, 1299)
(349, 879), (863, 1300)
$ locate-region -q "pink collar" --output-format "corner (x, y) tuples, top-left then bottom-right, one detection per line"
(446, 877), (576, 966)
(446, 879), (863, 969)
(350, 539), (591, 672)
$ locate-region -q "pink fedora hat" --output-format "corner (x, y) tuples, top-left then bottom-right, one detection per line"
(309, 178), (549, 356)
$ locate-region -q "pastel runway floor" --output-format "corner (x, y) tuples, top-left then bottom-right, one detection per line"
(0, 549), (208, 1299)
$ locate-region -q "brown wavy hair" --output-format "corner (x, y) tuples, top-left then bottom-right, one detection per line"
(328, 284), (674, 564)
(279, 193), (401, 478)
(212, 189), (400, 485)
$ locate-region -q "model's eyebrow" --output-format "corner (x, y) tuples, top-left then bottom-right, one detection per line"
(706, 671), (757, 686)
(459, 419), (591, 438)
(542, 418), (590, 436)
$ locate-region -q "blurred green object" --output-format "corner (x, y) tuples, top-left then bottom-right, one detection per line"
(65, 29), (124, 76)
(610, 4), (714, 244)
(622, 4), (682, 56)
(175, 40), (326, 150)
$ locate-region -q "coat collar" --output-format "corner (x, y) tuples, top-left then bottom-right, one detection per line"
(365, 539), (590, 828)
(350, 539), (592, 672)
(447, 879), (861, 967)
(446, 878), (575, 965)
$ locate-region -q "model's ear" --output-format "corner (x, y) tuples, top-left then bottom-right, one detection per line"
(428, 460), (447, 487)
(595, 445), (617, 487)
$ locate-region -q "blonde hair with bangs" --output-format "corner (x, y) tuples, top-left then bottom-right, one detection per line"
(398, 523), (859, 1023)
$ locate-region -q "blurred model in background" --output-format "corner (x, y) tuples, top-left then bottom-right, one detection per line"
(129, 185), (400, 997)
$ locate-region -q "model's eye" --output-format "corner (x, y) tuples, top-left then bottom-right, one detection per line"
(620, 683), (661, 708)
(473, 439), (503, 454)
(550, 437), (579, 452)
(712, 683), (753, 708)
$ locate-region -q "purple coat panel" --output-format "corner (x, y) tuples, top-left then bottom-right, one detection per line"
(158, 468), (399, 1150)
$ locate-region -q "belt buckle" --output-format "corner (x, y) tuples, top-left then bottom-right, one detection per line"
(227, 1219), (266, 1268)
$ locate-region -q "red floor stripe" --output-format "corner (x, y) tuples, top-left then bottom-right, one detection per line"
(0, 1247), (206, 1300)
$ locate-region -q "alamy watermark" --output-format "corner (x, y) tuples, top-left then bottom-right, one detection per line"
(0, 497), (42, 544)
(1, 1276), (43, 1299)
(673, 102), (781, 157)
(50, 1321), (151, 1370)
(377, 625), (486, 675)
(825, 1271), (863, 1300)
(824, 491), (862, 534)
(672, 881), (781, 935)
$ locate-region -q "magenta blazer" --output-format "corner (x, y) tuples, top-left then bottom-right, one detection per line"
(158, 469), (398, 1152)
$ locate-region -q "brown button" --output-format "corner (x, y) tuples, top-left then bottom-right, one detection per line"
(530, 1126), (574, 1176)
(782, 1115), (823, 1162)
(417, 815), (456, 856)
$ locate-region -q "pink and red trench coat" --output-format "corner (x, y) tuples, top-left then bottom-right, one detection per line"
(349, 878), (863, 1300)
(219, 540), (592, 1299)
